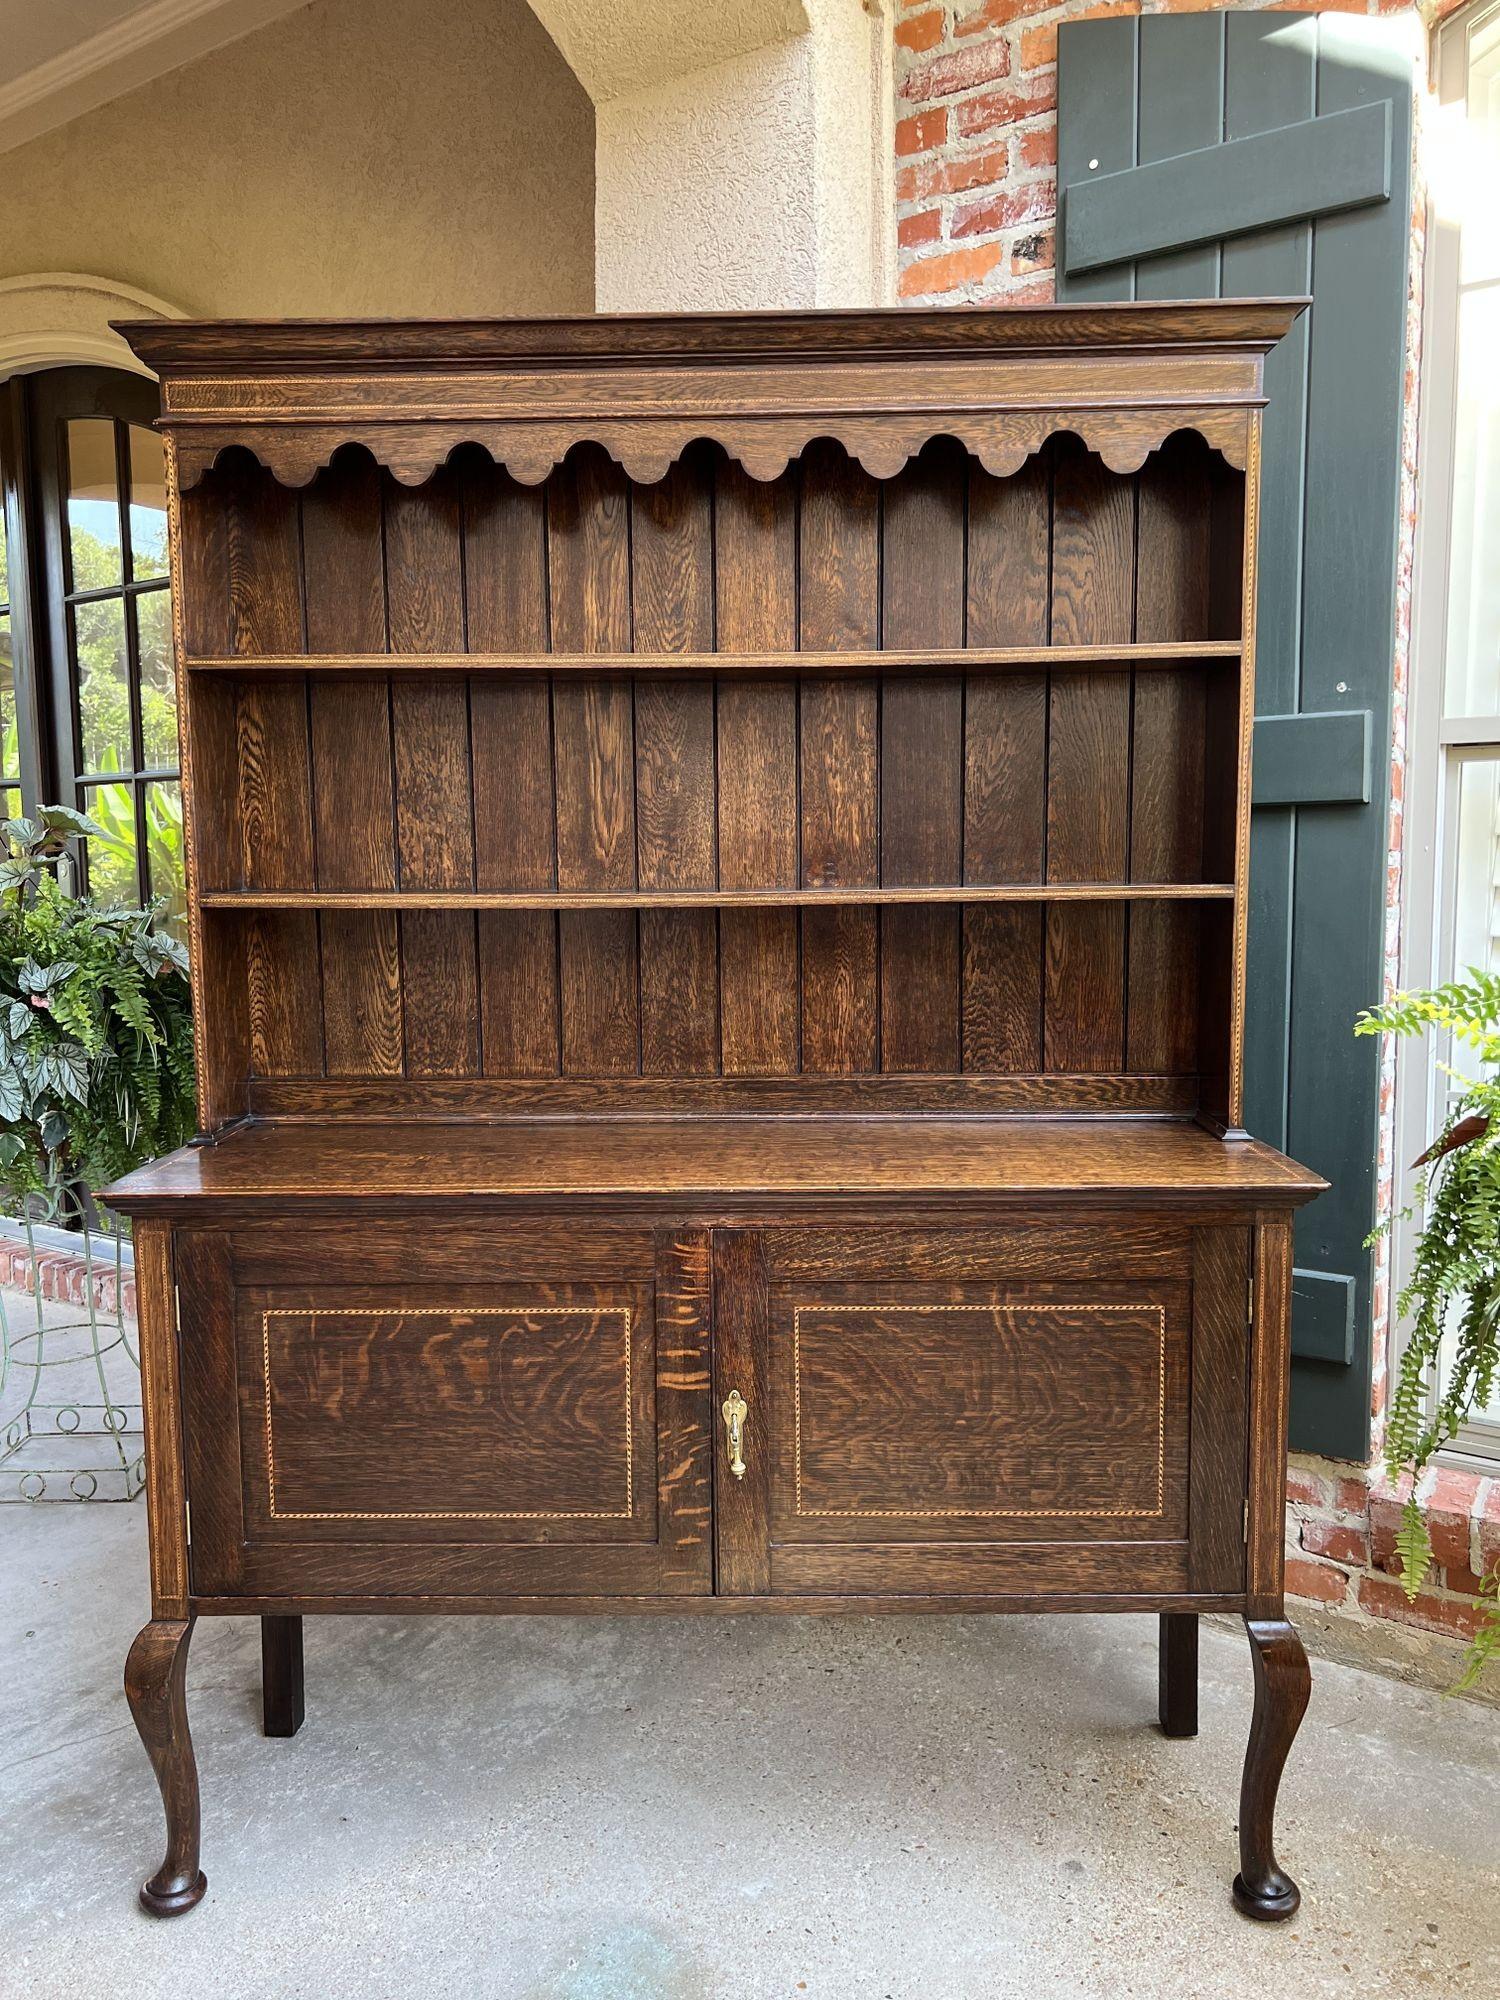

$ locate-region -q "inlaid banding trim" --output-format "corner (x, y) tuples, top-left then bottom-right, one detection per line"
(791, 1301), (1168, 1519)
(260, 1305), (633, 1521)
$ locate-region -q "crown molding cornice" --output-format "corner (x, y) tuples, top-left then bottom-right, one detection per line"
(0, 0), (314, 156)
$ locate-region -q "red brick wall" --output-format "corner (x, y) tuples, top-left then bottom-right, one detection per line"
(1287, 1455), (1500, 1648)
(0, 1235), (136, 1321)
(893, 0), (1421, 304)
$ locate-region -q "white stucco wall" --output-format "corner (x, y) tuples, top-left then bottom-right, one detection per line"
(536, 0), (893, 312)
(597, 37), (820, 311)
(527, 0), (810, 103)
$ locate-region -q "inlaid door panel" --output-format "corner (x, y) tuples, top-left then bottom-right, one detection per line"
(713, 1221), (1248, 1599)
(256, 1293), (643, 1529)
(178, 1220), (712, 1600)
(780, 1291), (1177, 1535)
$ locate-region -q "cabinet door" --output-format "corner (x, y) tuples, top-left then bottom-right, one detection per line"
(712, 1220), (1249, 1601)
(177, 1219), (712, 1602)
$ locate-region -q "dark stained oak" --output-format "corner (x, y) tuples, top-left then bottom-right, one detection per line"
(549, 447), (639, 1078)
(247, 1072), (1204, 1116)
(387, 468), (479, 1080)
(301, 453), (403, 1080)
(125, 1619), (206, 1917)
(121, 300), (1310, 368)
(184, 641), (1243, 676)
(1158, 1612), (1199, 1738)
(175, 403), (1249, 1104)
(110, 302), (1320, 1920)
(879, 438), (964, 1073)
(122, 301), (1306, 494)
(799, 440), (879, 1074)
(716, 459), (799, 1076)
(1233, 1619), (1311, 1921)
(632, 449), (718, 1076)
(466, 466), (560, 1079)
(194, 1589), (1250, 1617)
(1188, 1228), (1252, 1592)
(107, 1116), (1323, 1211)
(260, 1614), (305, 1738)
(198, 883), (1235, 910)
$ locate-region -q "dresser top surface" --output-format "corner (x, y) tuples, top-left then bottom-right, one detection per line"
(103, 1117), (1325, 1213)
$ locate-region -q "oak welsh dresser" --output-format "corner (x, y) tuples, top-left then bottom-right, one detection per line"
(105, 304), (1326, 1920)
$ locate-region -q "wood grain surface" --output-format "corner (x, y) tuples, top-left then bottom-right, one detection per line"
(106, 1116), (1325, 1210)
(171, 419), (1250, 1121)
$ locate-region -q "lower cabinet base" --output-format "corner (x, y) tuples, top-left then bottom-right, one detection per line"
(112, 1193), (1320, 1920)
(124, 1604), (1311, 1923)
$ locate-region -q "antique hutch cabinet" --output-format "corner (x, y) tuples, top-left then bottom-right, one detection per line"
(107, 304), (1324, 1921)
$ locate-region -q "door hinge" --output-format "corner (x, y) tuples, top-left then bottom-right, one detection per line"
(173, 1283), (182, 1333)
(1243, 1499), (1250, 1543)
(183, 1497), (193, 1548)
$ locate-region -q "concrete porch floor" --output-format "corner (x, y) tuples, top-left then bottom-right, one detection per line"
(4, 1503), (1497, 2000)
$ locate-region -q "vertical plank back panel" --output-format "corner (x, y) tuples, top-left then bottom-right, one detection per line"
(965, 456), (1050, 877)
(798, 442), (878, 1074)
(1130, 438), (1210, 1075)
(176, 476), (248, 1126)
(178, 477), (238, 889)
(880, 441), (965, 1071)
(963, 455), (1049, 1072)
(465, 465), (560, 1077)
(715, 459), (799, 1074)
(1045, 441), (1133, 1073)
(633, 449), (719, 1075)
(549, 448), (638, 1074)
(1202, 466), (1250, 1127)
(301, 453), (402, 1077)
(385, 473), (478, 1076)
(225, 463), (322, 1076)
(226, 467), (310, 887)
(1204, 467), (1249, 877)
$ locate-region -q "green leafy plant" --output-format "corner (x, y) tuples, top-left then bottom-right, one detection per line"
(0, 806), (195, 1207)
(1356, 971), (1500, 1690)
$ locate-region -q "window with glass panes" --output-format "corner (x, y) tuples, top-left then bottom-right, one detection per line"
(1401, 0), (1500, 1463)
(2, 368), (185, 942)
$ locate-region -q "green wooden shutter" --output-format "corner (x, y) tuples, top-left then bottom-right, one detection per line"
(1058, 11), (1412, 1461)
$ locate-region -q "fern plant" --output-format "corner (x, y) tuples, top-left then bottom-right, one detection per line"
(1356, 970), (1500, 1690)
(0, 806), (195, 1207)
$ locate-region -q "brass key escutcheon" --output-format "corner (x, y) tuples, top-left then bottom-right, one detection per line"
(721, 1389), (747, 1480)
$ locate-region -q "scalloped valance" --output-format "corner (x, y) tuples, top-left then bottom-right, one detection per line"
(164, 406), (1254, 491)
(116, 299), (1305, 493)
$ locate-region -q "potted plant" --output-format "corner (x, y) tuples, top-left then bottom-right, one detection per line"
(1357, 972), (1500, 1688)
(0, 807), (195, 1499)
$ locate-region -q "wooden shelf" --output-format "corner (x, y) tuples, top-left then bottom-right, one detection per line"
(107, 1115), (1327, 1211)
(183, 641), (1242, 677)
(201, 883), (1236, 911)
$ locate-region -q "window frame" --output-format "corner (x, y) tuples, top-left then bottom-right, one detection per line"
(30, 366), (177, 915)
(0, 376), (52, 816)
(1395, 0), (1500, 1470)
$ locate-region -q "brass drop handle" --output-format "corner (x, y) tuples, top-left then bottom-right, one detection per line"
(721, 1389), (748, 1480)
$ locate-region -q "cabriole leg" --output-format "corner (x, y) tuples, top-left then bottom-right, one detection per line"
(1157, 1611), (1198, 1737)
(124, 1618), (206, 1917)
(261, 1615), (305, 1738)
(1232, 1617), (1310, 1921)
